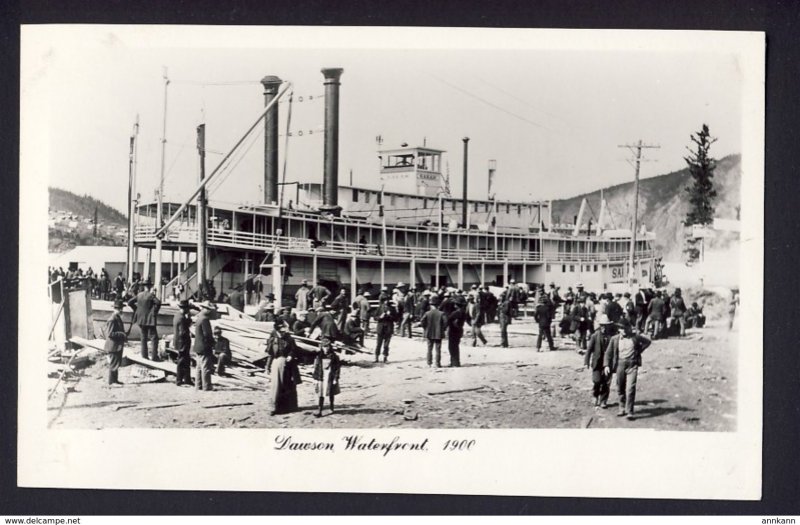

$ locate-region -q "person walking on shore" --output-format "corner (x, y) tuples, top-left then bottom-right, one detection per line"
(173, 299), (194, 387)
(312, 342), (341, 417)
(128, 280), (161, 361)
(605, 318), (651, 419)
(585, 314), (615, 409)
(193, 301), (217, 391)
(421, 296), (446, 368)
(466, 295), (487, 346)
(534, 291), (555, 352)
(102, 299), (127, 386)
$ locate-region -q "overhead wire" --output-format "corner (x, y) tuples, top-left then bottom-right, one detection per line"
(428, 72), (553, 132)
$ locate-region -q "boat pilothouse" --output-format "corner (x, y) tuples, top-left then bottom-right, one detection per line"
(132, 67), (659, 303)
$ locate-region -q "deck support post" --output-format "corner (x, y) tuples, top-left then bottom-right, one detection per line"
(435, 260), (440, 288)
(380, 257), (385, 290)
(457, 260), (464, 290)
(409, 258), (415, 290)
(350, 254), (357, 301)
(312, 251), (318, 284)
(503, 260), (509, 287)
(480, 262), (485, 285)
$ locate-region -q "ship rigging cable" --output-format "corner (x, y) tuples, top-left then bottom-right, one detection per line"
(428, 73), (551, 132)
(278, 91), (294, 214)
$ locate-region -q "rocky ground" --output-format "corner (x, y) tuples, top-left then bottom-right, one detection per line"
(47, 318), (737, 431)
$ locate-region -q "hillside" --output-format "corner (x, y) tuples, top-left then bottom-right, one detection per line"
(48, 188), (129, 253)
(49, 187), (128, 225)
(551, 154), (741, 262)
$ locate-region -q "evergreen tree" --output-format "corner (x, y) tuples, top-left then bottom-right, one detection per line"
(683, 124), (717, 263)
(684, 124), (717, 226)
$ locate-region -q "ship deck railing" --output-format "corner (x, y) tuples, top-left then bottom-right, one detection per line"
(134, 225), (654, 263)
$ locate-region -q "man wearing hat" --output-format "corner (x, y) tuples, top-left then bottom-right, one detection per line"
(213, 326), (232, 376)
(310, 280), (331, 309)
(547, 282), (561, 305)
(446, 295), (468, 366)
(310, 304), (339, 347)
(584, 314), (616, 409)
(102, 299), (127, 385)
(373, 294), (396, 363)
(634, 285), (650, 332)
(466, 294), (487, 347)
(173, 299), (195, 387)
(420, 295), (446, 367)
(228, 285), (245, 312)
(354, 289), (371, 335)
(400, 287), (415, 338)
(604, 318), (651, 419)
(127, 279), (161, 361)
(534, 291), (556, 352)
(575, 283), (588, 304)
(498, 291), (512, 348)
(193, 301), (217, 391)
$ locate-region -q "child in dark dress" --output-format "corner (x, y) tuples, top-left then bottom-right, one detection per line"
(312, 343), (341, 417)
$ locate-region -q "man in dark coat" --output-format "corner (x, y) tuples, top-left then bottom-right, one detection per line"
(498, 292), (512, 348)
(310, 280), (331, 309)
(420, 296), (447, 368)
(310, 305), (339, 346)
(228, 286), (245, 312)
(173, 299), (194, 386)
(446, 297), (468, 366)
(634, 286), (650, 332)
(466, 294), (487, 346)
(373, 296), (395, 363)
(669, 288), (687, 337)
(102, 299), (127, 385)
(534, 291), (555, 352)
(485, 286), (498, 324)
(193, 301), (217, 391)
(400, 290), (415, 338)
(213, 326), (232, 376)
(584, 314), (616, 409)
(113, 272), (126, 299)
(606, 294), (624, 324)
(128, 280), (161, 361)
(330, 289), (349, 332)
(343, 311), (365, 347)
(647, 290), (666, 339)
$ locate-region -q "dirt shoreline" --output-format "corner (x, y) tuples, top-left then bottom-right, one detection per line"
(48, 319), (736, 431)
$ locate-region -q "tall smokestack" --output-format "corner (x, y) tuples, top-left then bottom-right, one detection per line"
(261, 75), (282, 205)
(321, 68), (344, 214)
(462, 137), (470, 228)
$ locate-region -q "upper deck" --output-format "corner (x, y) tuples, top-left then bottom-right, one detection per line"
(134, 200), (656, 264)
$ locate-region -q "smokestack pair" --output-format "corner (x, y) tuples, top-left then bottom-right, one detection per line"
(261, 68), (344, 213)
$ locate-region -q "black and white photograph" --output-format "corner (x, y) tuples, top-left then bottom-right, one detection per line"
(19, 25), (764, 498)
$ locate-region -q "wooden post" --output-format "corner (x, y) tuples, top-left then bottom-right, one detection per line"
(457, 260), (464, 290)
(350, 254), (357, 301)
(271, 248), (283, 313)
(481, 262), (485, 285)
(409, 258), (415, 290)
(503, 260), (509, 287)
(435, 261), (440, 288)
(312, 252), (318, 284)
(380, 258), (385, 290)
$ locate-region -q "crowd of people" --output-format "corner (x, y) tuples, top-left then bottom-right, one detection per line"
(93, 264), (722, 422)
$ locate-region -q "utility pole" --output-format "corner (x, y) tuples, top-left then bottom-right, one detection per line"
(197, 123), (207, 299)
(155, 68), (170, 298)
(618, 140), (659, 289)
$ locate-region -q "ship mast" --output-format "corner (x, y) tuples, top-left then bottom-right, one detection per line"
(127, 115), (139, 283)
(155, 68), (170, 298)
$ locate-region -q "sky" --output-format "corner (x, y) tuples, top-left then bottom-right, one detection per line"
(23, 26), (747, 214)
